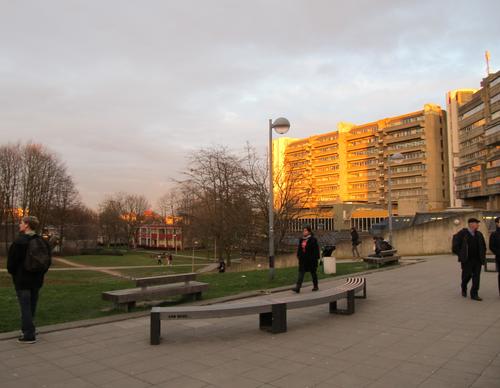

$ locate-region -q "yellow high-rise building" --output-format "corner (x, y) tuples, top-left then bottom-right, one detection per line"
(277, 104), (450, 220)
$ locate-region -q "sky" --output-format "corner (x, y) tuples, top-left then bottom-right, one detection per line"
(1, 0), (499, 209)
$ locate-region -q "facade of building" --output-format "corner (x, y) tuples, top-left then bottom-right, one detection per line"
(446, 89), (477, 208)
(276, 104), (450, 229)
(137, 224), (183, 250)
(456, 70), (500, 210)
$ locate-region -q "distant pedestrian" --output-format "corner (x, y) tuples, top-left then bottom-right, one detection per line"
(156, 254), (163, 265)
(488, 217), (500, 296)
(218, 258), (226, 273)
(167, 253), (173, 266)
(350, 227), (361, 258)
(293, 226), (320, 293)
(7, 216), (51, 344)
(452, 218), (487, 301)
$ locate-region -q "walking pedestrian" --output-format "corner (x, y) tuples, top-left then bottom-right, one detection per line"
(452, 217), (487, 301)
(488, 216), (500, 296)
(7, 216), (51, 344)
(350, 227), (361, 258)
(292, 226), (320, 293)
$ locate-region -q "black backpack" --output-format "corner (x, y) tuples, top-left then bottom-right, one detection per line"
(380, 240), (393, 251)
(24, 236), (52, 272)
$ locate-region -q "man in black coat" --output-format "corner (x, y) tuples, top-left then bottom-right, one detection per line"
(489, 217), (500, 296)
(452, 218), (487, 301)
(7, 216), (50, 344)
(350, 227), (360, 258)
(292, 226), (320, 293)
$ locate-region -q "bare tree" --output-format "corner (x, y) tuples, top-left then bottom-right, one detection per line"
(122, 194), (150, 248)
(0, 142), (80, 254)
(179, 146), (254, 266)
(98, 193), (150, 248)
(243, 145), (312, 252)
(0, 144), (22, 254)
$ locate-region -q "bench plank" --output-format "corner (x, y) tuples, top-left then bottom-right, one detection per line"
(103, 281), (208, 304)
(136, 273), (197, 287)
(150, 277), (366, 345)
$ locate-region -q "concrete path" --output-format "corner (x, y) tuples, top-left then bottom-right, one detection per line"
(1, 255), (499, 388)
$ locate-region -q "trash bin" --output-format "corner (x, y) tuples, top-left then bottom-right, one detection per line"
(323, 256), (336, 274)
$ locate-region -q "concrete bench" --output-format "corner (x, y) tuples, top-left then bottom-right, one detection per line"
(363, 250), (400, 268)
(150, 277), (366, 345)
(484, 255), (497, 272)
(102, 273), (209, 311)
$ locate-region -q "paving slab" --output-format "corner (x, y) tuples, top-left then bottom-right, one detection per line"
(1, 254), (500, 387)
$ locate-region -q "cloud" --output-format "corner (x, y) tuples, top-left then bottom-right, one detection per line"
(0, 0), (499, 208)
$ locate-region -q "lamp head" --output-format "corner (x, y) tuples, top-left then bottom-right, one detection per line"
(272, 117), (290, 134)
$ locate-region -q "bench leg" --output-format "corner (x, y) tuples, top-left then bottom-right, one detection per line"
(150, 311), (161, 345)
(330, 290), (355, 315)
(355, 280), (367, 299)
(126, 301), (136, 312)
(194, 292), (202, 301)
(259, 303), (287, 334)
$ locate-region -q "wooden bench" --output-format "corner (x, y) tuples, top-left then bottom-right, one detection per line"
(102, 273), (209, 312)
(484, 255), (497, 272)
(150, 277), (366, 345)
(363, 249), (400, 268)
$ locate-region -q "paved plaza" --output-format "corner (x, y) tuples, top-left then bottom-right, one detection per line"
(1, 255), (499, 388)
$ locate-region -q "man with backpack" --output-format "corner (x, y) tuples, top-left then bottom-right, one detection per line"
(7, 216), (51, 344)
(452, 218), (486, 301)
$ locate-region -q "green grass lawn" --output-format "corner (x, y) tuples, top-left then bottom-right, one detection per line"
(0, 271), (132, 334)
(117, 265), (208, 278)
(64, 251), (212, 267)
(0, 262), (369, 333)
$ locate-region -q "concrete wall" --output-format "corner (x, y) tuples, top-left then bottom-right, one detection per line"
(386, 211), (493, 256)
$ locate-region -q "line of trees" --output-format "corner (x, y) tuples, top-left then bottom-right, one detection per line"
(1, 142), (311, 260)
(0, 142), (97, 255)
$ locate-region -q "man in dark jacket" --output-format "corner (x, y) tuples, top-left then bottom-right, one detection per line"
(452, 218), (487, 301)
(489, 217), (500, 296)
(292, 226), (320, 293)
(7, 216), (50, 344)
(350, 227), (360, 258)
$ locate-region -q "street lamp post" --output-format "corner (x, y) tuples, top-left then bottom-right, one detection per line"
(268, 117), (291, 280)
(387, 152), (404, 245)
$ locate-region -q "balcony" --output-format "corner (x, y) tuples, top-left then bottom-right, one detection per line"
(486, 166), (500, 181)
(485, 124), (500, 146)
(455, 171), (481, 185)
(347, 151), (378, 161)
(458, 140), (485, 155)
(457, 187), (483, 199)
(383, 119), (424, 133)
(384, 131), (424, 145)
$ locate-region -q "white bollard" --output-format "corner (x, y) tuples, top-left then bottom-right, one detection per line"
(323, 256), (336, 274)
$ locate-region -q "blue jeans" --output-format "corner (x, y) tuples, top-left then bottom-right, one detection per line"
(15, 288), (40, 339)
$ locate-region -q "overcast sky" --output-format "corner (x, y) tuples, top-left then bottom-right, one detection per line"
(1, 0), (499, 209)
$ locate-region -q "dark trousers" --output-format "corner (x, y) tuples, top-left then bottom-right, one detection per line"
(496, 258), (500, 294)
(15, 288), (40, 339)
(461, 261), (482, 297)
(296, 269), (318, 289)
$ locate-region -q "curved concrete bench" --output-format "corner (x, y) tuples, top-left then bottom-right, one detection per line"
(150, 277), (366, 345)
